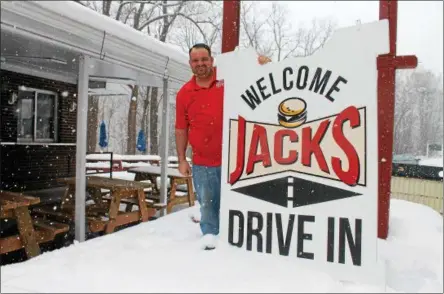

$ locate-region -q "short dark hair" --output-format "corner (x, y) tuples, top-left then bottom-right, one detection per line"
(189, 43), (211, 57)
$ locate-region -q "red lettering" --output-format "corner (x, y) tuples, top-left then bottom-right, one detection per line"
(301, 120), (330, 173)
(229, 116), (246, 185)
(274, 129), (298, 165)
(246, 124), (272, 175)
(332, 106), (361, 186)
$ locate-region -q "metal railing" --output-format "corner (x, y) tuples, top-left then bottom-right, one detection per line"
(85, 152), (114, 178)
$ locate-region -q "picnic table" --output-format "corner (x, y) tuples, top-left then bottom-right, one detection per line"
(127, 166), (195, 214)
(0, 190), (69, 258)
(33, 176), (155, 234)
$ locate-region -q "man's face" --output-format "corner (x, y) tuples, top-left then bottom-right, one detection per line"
(189, 48), (214, 78)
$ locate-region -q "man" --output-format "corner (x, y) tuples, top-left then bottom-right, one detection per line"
(175, 43), (270, 250)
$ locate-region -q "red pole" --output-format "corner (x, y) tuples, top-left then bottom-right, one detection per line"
(377, 0), (417, 239)
(221, 0), (241, 53)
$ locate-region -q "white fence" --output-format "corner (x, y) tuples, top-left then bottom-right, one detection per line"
(391, 176), (443, 214)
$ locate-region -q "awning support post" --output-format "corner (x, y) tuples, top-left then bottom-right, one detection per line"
(74, 54), (90, 242)
(159, 65), (170, 216)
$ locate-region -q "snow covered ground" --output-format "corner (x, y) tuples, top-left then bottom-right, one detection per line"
(0, 199), (442, 293)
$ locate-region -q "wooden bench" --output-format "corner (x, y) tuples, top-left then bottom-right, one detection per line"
(127, 166), (195, 214)
(33, 176), (156, 235)
(1, 217), (70, 255)
(101, 194), (167, 213)
(32, 206), (109, 234)
(0, 190), (69, 258)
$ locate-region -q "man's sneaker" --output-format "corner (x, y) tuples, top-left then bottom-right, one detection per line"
(200, 234), (218, 250)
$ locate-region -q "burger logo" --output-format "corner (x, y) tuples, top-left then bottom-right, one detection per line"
(227, 99), (366, 188)
(278, 98), (307, 128)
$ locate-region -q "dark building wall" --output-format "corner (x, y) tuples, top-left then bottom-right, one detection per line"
(0, 145), (76, 191)
(0, 70), (77, 191)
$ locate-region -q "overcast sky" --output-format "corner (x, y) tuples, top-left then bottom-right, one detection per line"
(280, 0), (443, 78)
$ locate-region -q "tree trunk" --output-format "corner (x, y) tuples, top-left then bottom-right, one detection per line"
(149, 87), (159, 154)
(141, 86), (151, 154)
(102, 0), (112, 16)
(126, 85), (138, 154)
(87, 96), (99, 153)
(123, 2), (146, 155)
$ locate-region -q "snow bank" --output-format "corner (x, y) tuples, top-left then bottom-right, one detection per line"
(1, 199), (442, 293)
(379, 199), (443, 293)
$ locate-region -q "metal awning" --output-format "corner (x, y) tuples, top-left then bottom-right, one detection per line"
(0, 1), (190, 88)
(1, 0), (185, 242)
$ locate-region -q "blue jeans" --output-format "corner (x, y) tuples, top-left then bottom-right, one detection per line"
(192, 165), (221, 235)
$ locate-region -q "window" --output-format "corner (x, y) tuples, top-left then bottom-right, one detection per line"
(17, 87), (58, 142)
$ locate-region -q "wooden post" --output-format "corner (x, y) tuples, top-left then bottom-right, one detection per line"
(14, 207), (41, 258)
(221, 0), (241, 53)
(377, 0), (417, 239)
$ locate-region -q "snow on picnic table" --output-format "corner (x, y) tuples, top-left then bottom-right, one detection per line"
(0, 199), (442, 293)
(85, 154), (190, 162)
(85, 154), (161, 161)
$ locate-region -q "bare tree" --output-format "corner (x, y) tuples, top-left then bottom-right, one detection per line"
(239, 1), (273, 56)
(107, 96), (129, 154)
(126, 85), (139, 154)
(297, 18), (336, 57)
(94, 93), (128, 154)
(238, 2), (336, 60)
(78, 0), (138, 153)
(137, 0), (217, 155)
(393, 69), (443, 156)
(100, 95), (117, 152)
(266, 2), (298, 61)
(135, 86), (151, 154)
(97, 0), (185, 155)
(168, 1), (222, 54)
(86, 95), (99, 153)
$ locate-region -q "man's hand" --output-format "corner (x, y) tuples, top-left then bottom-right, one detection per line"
(178, 160), (192, 176)
(258, 55), (272, 65)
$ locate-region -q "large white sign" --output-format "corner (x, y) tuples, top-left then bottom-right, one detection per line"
(217, 20), (389, 285)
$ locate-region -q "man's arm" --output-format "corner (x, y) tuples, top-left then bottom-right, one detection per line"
(175, 89), (189, 162)
(175, 129), (188, 161)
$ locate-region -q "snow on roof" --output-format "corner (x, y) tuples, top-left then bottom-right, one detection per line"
(33, 1), (189, 66)
(1, 1), (192, 87)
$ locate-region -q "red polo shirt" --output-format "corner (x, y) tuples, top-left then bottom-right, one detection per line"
(175, 68), (224, 167)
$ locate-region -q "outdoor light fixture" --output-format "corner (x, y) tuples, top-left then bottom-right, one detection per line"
(69, 101), (77, 112)
(8, 92), (18, 105)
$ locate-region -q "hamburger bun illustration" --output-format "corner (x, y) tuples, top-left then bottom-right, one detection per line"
(278, 97), (307, 128)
